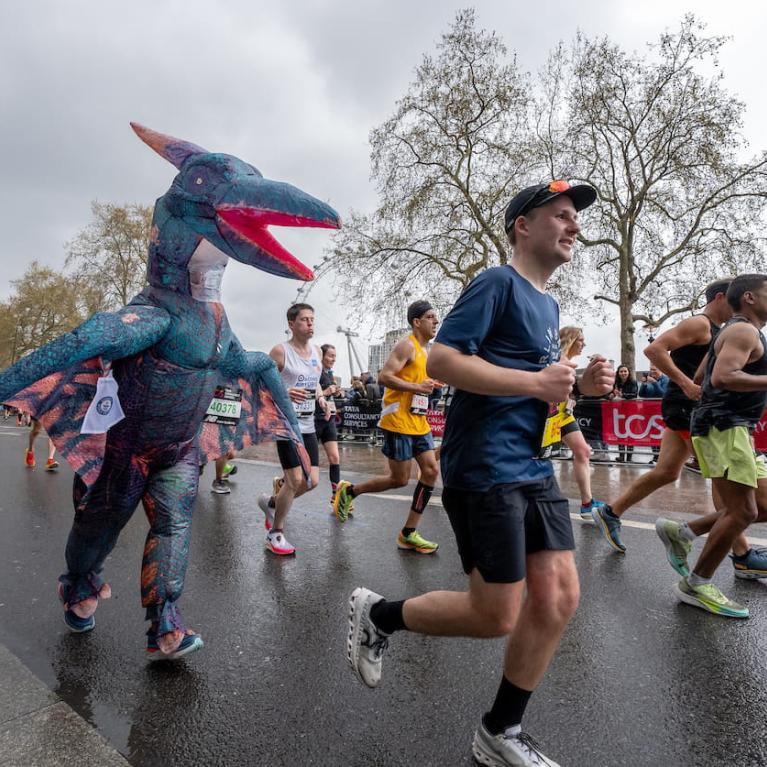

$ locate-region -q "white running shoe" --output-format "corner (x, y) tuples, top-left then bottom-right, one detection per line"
(347, 587), (390, 688)
(258, 493), (275, 530)
(265, 530), (295, 556)
(211, 479), (230, 494)
(473, 722), (561, 766)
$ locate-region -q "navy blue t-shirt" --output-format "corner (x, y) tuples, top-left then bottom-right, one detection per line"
(437, 265), (560, 491)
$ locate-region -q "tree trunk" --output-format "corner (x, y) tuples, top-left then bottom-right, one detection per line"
(619, 297), (636, 374)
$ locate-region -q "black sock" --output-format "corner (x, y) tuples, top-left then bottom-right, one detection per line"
(348, 484), (357, 498)
(329, 463), (341, 485)
(401, 526), (416, 537)
(484, 677), (533, 735)
(268, 497), (275, 509)
(369, 599), (407, 634)
(410, 480), (434, 514)
(603, 504), (617, 518)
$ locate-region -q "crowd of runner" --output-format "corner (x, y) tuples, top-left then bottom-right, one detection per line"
(5, 178), (767, 767)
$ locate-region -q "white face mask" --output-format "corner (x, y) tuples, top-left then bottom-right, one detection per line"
(81, 370), (126, 434)
(188, 238), (229, 302)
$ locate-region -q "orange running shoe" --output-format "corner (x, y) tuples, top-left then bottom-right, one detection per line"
(25, 450), (35, 468)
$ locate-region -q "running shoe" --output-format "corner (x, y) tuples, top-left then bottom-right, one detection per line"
(592, 506), (626, 552)
(146, 629), (204, 661)
(333, 480), (354, 523)
(730, 547), (767, 580)
(221, 462), (238, 478)
(25, 450), (35, 468)
(265, 530), (296, 556)
(45, 458), (59, 471)
(347, 587), (389, 688)
(473, 722), (561, 766)
(655, 518), (692, 577)
(579, 499), (604, 522)
(676, 578), (749, 618)
(258, 493), (275, 530)
(63, 610), (95, 633)
(211, 479), (230, 494)
(397, 530), (438, 554)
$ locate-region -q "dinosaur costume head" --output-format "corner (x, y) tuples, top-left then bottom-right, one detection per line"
(131, 123), (340, 301)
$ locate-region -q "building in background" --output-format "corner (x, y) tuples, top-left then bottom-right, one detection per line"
(367, 327), (409, 375)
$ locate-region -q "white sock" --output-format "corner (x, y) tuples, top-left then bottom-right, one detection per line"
(680, 523), (697, 542)
(688, 572), (711, 587)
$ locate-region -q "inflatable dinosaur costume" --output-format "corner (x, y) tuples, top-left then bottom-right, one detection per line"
(0, 123), (340, 659)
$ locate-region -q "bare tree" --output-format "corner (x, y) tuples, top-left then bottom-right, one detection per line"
(67, 202), (151, 310)
(318, 9), (535, 328)
(537, 16), (767, 370)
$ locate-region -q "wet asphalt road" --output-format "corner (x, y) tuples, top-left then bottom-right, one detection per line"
(1, 425), (767, 766)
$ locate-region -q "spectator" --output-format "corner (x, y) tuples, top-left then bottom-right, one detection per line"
(360, 371), (382, 401)
(348, 377), (367, 403)
(612, 365), (638, 463)
(639, 365), (669, 398)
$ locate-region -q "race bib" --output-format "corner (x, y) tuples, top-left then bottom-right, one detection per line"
(81, 370), (126, 434)
(204, 386), (243, 426)
(410, 393), (429, 415)
(537, 401), (576, 459)
(294, 388), (316, 416)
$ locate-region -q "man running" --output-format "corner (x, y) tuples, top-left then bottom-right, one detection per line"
(333, 301), (440, 553)
(257, 303), (330, 555)
(346, 180), (613, 766)
(591, 279), (758, 571)
(315, 344), (343, 505)
(661, 274), (767, 618)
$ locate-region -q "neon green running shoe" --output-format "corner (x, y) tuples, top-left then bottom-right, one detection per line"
(397, 530), (438, 554)
(333, 480), (354, 523)
(676, 579), (749, 619)
(655, 518), (692, 577)
(221, 462), (237, 478)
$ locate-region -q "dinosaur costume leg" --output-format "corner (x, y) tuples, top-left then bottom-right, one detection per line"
(141, 442), (200, 641)
(61, 447), (149, 612)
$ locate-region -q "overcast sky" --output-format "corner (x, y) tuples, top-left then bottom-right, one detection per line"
(2, 1), (765, 377)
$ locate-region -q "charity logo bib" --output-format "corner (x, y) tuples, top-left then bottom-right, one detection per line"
(81, 370), (126, 434)
(410, 393), (429, 416)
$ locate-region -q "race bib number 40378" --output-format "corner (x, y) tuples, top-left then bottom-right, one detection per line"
(204, 386), (243, 426)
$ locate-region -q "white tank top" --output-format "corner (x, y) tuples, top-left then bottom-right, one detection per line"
(280, 342), (322, 434)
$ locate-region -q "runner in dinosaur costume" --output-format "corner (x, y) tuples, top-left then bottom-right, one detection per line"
(0, 123), (340, 659)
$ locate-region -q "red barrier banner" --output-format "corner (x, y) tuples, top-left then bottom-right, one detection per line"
(600, 400), (665, 446)
(426, 409), (446, 437)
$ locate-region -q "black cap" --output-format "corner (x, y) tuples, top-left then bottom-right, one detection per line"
(407, 300), (433, 325)
(504, 180), (597, 234)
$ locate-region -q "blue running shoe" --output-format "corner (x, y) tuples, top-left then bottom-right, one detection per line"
(730, 547), (767, 580)
(147, 630), (204, 662)
(63, 610), (95, 633)
(592, 505), (626, 552)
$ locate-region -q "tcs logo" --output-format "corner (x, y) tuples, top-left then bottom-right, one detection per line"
(601, 400), (665, 445)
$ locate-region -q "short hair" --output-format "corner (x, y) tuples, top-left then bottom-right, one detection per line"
(726, 274), (767, 311)
(507, 207), (540, 247)
(287, 302), (314, 323)
(704, 278), (733, 305)
(320, 344), (335, 356)
(407, 300), (434, 326)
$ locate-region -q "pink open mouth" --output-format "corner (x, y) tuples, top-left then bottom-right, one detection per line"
(217, 207), (339, 281)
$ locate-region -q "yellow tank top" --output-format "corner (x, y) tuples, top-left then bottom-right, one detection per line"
(379, 334), (431, 436)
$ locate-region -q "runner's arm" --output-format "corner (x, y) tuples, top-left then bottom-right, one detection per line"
(644, 316), (711, 399)
(378, 339), (434, 394)
(711, 324), (767, 391)
(427, 342), (575, 403)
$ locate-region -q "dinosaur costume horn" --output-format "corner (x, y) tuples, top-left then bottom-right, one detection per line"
(130, 122), (208, 169)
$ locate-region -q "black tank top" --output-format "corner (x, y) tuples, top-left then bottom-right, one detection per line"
(664, 316), (720, 404)
(691, 316), (767, 436)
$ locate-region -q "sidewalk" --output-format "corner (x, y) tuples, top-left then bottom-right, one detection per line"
(0, 642), (130, 767)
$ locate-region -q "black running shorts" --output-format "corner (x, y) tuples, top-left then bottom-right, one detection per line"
(442, 476), (575, 584)
(314, 416), (338, 444)
(661, 399), (693, 434)
(276, 432), (320, 469)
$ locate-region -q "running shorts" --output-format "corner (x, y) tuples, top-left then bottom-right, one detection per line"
(442, 475), (575, 583)
(661, 399), (693, 437)
(692, 425), (767, 488)
(276, 432), (320, 469)
(381, 429), (434, 462)
(314, 416), (338, 444)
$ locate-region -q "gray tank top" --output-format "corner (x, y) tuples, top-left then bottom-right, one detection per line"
(280, 342), (322, 434)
